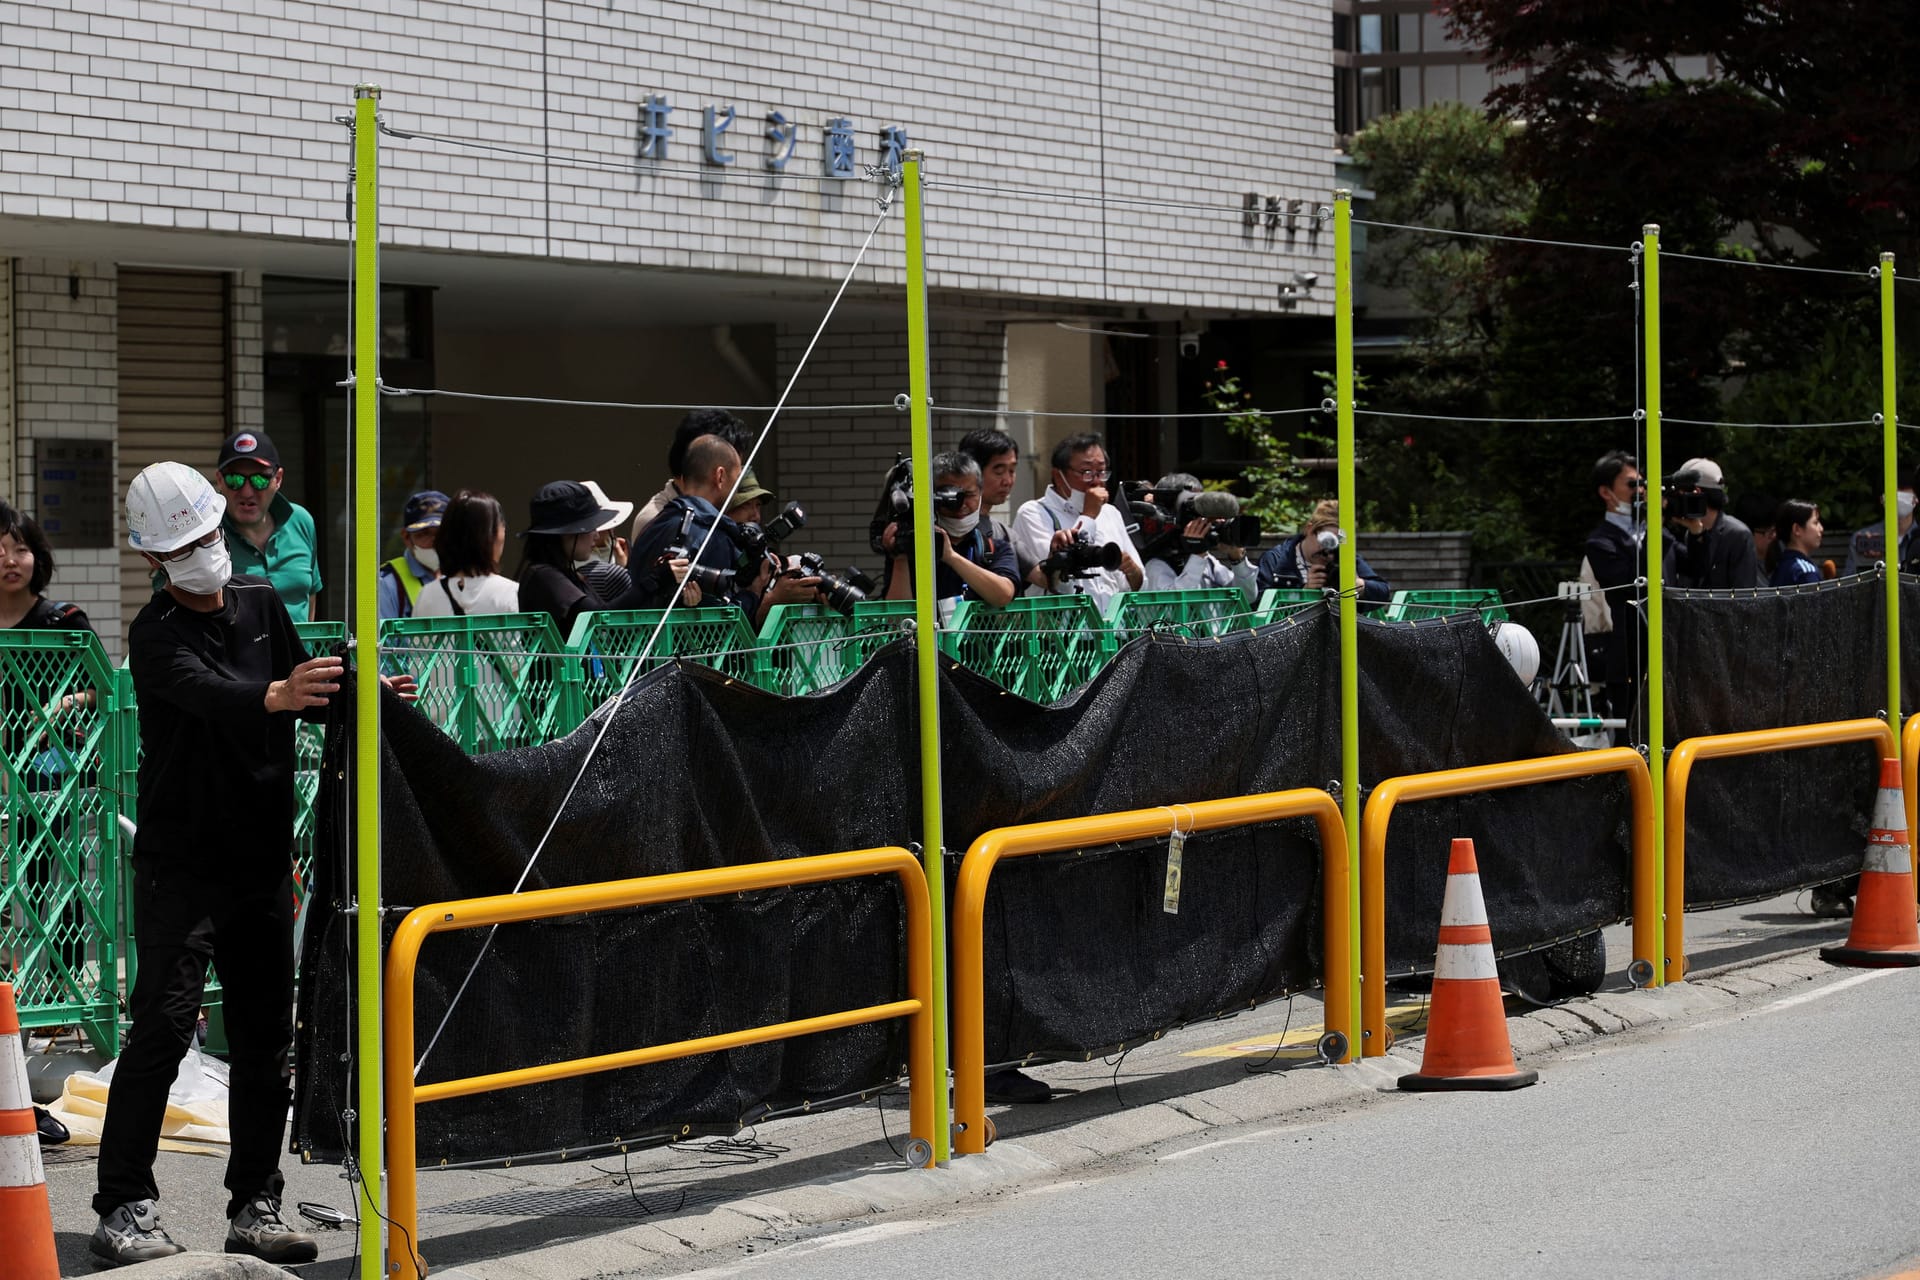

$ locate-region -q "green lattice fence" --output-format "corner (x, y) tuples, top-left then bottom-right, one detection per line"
(941, 596), (1117, 703)
(0, 629), (124, 1052)
(1383, 589), (1509, 624)
(1253, 588), (1326, 624)
(568, 608), (764, 708)
(290, 621), (348, 926)
(755, 601), (916, 696)
(1105, 588), (1255, 644)
(378, 613), (582, 753)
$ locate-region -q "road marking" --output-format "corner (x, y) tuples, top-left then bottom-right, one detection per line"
(1683, 968), (1899, 1035)
(674, 1220), (941, 1277)
(1158, 1127), (1286, 1162)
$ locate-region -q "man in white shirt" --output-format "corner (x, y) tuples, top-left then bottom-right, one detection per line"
(1010, 432), (1143, 611)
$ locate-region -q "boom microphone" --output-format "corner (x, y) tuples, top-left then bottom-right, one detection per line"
(1186, 490), (1241, 521)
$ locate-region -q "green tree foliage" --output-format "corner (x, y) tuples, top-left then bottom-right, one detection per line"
(1200, 361), (1319, 534)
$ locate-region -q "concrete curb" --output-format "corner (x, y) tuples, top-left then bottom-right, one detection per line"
(425, 947), (1847, 1277)
(79, 1254), (298, 1279)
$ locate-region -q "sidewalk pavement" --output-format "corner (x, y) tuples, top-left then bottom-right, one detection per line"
(39, 897), (1853, 1278)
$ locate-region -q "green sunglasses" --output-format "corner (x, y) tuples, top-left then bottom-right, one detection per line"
(221, 472), (273, 492)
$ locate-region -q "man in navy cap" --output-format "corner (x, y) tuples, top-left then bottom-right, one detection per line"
(377, 490), (449, 619)
(217, 430), (323, 624)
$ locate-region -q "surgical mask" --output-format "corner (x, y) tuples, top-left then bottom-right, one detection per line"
(413, 546), (441, 573)
(162, 538), (232, 595)
(1899, 491), (1916, 518)
(1063, 485), (1087, 516)
(937, 510), (979, 539)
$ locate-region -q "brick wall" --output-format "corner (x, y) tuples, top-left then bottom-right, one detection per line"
(0, 261), (11, 499)
(232, 269), (263, 433)
(0, 0), (1331, 315)
(10, 259), (123, 654)
(1356, 531), (1473, 592)
(773, 312), (1008, 572)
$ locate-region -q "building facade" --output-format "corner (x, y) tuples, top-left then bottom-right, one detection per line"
(2, 1), (1331, 650)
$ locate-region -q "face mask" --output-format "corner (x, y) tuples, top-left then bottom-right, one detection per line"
(413, 546), (441, 573)
(1061, 484), (1087, 516)
(937, 510), (979, 539)
(1899, 492), (1916, 518)
(163, 538), (233, 595)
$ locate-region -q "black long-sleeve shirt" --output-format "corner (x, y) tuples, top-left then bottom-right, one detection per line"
(127, 575), (316, 866)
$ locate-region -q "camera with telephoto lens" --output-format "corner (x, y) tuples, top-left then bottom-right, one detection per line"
(664, 507), (739, 596)
(793, 552), (876, 617)
(1661, 470), (1708, 521)
(1124, 481), (1259, 569)
(733, 500), (807, 567)
(1042, 528), (1124, 581)
(869, 454), (967, 556)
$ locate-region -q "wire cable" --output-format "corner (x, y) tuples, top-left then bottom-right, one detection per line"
(1358, 408), (1634, 425)
(381, 386), (897, 414)
(939, 404), (1326, 420)
(410, 195), (899, 1080)
(1353, 218), (1627, 255)
(1661, 416), (1878, 430)
(1660, 250), (1871, 281)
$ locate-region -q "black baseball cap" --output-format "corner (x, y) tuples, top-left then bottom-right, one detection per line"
(218, 430), (282, 471)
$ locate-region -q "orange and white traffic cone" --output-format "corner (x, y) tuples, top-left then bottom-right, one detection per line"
(0, 982), (60, 1280)
(1400, 838), (1539, 1092)
(1821, 759), (1920, 968)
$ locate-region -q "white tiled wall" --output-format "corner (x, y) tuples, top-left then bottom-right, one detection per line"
(0, 0), (1332, 313)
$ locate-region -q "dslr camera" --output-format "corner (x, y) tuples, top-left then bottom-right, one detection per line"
(665, 499), (809, 597)
(1661, 470), (1709, 522)
(1041, 528), (1124, 581)
(792, 552), (877, 618)
(869, 454), (969, 555)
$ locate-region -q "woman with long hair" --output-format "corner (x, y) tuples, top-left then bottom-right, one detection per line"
(413, 490), (519, 617)
(517, 482), (695, 636)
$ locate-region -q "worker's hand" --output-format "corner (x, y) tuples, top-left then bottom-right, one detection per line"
(379, 673), (419, 704)
(266, 655), (343, 712)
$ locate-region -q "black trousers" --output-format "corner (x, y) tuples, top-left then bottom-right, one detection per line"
(93, 860), (295, 1220)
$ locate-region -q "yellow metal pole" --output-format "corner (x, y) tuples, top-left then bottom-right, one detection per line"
(1880, 254), (1901, 769)
(899, 149), (951, 1166)
(1333, 190), (1363, 1045)
(1640, 223), (1667, 984)
(349, 83), (386, 1280)
(1663, 719), (1898, 979)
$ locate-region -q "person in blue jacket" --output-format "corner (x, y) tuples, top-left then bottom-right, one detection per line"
(1256, 502), (1390, 605)
(1769, 500), (1825, 586)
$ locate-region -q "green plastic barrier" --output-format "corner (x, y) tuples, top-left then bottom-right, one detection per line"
(754, 600), (917, 696)
(0, 629), (125, 1053)
(941, 596), (1117, 703)
(1104, 588), (1254, 644)
(566, 608), (763, 709)
(1252, 588), (1326, 624)
(378, 613), (582, 753)
(1383, 589), (1508, 624)
(289, 621), (348, 926)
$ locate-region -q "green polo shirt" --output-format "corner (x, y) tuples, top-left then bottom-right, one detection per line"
(224, 492), (323, 624)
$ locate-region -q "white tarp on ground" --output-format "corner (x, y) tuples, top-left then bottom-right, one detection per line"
(48, 1047), (230, 1155)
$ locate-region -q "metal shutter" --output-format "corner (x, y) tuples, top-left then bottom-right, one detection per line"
(116, 269), (229, 621)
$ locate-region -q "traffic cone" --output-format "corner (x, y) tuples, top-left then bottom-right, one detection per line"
(0, 983), (60, 1280)
(1821, 759), (1920, 968)
(1400, 839), (1539, 1092)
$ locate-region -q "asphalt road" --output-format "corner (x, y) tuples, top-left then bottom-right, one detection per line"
(686, 967), (1920, 1280)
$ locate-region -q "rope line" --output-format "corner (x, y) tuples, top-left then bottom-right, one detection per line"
(1358, 408), (1634, 425)
(1352, 218), (1625, 254)
(381, 387), (897, 414)
(1660, 250), (1871, 281)
(410, 197), (898, 1080)
(1662, 416), (1878, 430)
(938, 404), (1326, 420)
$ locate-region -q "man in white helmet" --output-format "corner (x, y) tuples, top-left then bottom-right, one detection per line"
(91, 461), (344, 1267)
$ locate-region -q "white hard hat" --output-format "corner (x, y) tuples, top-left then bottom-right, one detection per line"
(126, 461), (226, 554)
(1491, 621), (1541, 687)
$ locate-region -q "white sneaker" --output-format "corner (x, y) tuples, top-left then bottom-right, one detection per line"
(90, 1199), (185, 1267)
(226, 1192), (319, 1264)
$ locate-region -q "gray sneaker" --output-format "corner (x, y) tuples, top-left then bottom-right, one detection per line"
(90, 1199), (185, 1267)
(226, 1192), (319, 1265)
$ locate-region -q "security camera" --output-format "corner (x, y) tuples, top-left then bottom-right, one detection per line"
(1179, 330), (1202, 357)
(1293, 272), (1319, 290)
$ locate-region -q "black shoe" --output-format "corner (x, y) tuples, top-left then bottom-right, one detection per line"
(90, 1200), (186, 1267)
(984, 1066), (1052, 1104)
(34, 1105), (68, 1146)
(1810, 887), (1854, 918)
(226, 1193), (319, 1265)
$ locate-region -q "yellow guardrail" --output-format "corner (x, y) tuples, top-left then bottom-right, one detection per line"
(950, 789), (1351, 1157)
(1360, 748), (1657, 1057)
(383, 848), (936, 1280)
(1665, 718), (1898, 981)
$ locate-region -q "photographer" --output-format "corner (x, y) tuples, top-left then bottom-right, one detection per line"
(1010, 432), (1144, 610)
(958, 427), (1021, 545)
(1255, 502), (1390, 604)
(1663, 458), (1761, 589)
(1136, 472), (1258, 597)
(629, 434), (821, 627)
(518, 481), (697, 636)
(879, 452), (1018, 614)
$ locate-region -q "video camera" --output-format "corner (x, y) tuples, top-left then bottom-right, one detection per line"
(869, 454), (969, 555)
(1661, 470), (1709, 521)
(1042, 528), (1124, 581)
(1123, 480), (1260, 568)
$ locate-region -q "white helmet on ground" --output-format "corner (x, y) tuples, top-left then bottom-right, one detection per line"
(1491, 621), (1540, 687)
(126, 461), (226, 554)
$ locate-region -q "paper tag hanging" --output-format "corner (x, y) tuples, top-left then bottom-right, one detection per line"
(1162, 829), (1187, 915)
